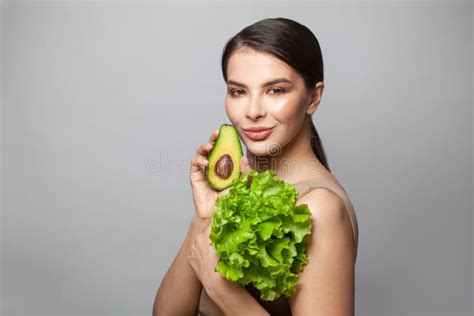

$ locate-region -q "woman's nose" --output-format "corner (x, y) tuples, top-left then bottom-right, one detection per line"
(246, 96), (266, 121)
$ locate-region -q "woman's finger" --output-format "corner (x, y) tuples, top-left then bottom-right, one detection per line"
(190, 156), (209, 175)
(209, 129), (219, 143)
(240, 156), (252, 174)
(196, 142), (213, 156)
(195, 128), (220, 157)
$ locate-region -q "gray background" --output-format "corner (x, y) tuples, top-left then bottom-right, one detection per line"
(1, 1), (472, 315)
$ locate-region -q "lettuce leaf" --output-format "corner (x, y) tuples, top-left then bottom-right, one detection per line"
(209, 169), (313, 301)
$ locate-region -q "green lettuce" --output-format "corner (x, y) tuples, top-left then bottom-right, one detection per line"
(209, 169), (313, 301)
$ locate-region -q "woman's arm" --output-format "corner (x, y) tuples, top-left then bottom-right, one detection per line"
(153, 128), (218, 315)
(152, 215), (209, 316)
(288, 189), (356, 316)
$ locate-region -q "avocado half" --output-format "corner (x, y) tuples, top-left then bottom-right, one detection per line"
(205, 124), (243, 191)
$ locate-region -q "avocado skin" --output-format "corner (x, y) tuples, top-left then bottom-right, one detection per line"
(205, 124), (243, 191)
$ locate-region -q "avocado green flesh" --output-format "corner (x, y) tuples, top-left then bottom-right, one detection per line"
(205, 124), (243, 191)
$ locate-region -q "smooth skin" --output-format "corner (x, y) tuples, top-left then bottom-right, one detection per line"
(153, 47), (356, 316)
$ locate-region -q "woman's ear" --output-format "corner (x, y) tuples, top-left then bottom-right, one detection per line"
(306, 82), (325, 115)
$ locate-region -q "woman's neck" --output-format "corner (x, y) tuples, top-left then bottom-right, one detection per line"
(246, 117), (329, 184)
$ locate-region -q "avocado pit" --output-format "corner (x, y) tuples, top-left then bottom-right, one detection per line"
(215, 154), (234, 179)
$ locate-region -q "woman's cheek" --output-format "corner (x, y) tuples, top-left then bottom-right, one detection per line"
(270, 98), (306, 146)
(270, 98), (299, 122)
(225, 99), (242, 125)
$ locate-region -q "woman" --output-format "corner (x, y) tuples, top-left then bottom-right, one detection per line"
(153, 17), (359, 316)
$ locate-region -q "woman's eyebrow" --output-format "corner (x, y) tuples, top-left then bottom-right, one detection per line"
(227, 78), (293, 88)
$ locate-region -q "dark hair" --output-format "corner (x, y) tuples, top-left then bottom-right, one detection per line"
(221, 17), (331, 172)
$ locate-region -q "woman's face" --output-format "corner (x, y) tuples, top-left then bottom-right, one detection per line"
(225, 48), (314, 156)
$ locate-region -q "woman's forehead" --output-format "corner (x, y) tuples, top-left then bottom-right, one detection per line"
(227, 49), (299, 85)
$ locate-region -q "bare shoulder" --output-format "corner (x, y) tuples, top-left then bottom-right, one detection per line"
(296, 187), (350, 226)
(289, 188), (356, 315)
(295, 186), (356, 265)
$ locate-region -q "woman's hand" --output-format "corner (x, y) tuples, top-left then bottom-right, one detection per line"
(190, 128), (250, 220)
(188, 222), (270, 315)
(189, 129), (221, 220)
(187, 222), (220, 290)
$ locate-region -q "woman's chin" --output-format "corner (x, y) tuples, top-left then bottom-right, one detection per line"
(244, 141), (281, 157)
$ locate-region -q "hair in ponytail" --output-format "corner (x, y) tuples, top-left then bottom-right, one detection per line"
(221, 17), (331, 172)
(309, 120), (330, 172)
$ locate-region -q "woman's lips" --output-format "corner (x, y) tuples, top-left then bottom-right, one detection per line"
(243, 127), (274, 141)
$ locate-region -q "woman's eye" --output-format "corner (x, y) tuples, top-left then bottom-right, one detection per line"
(230, 89), (245, 97)
(229, 88), (285, 97)
(268, 87), (285, 94)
